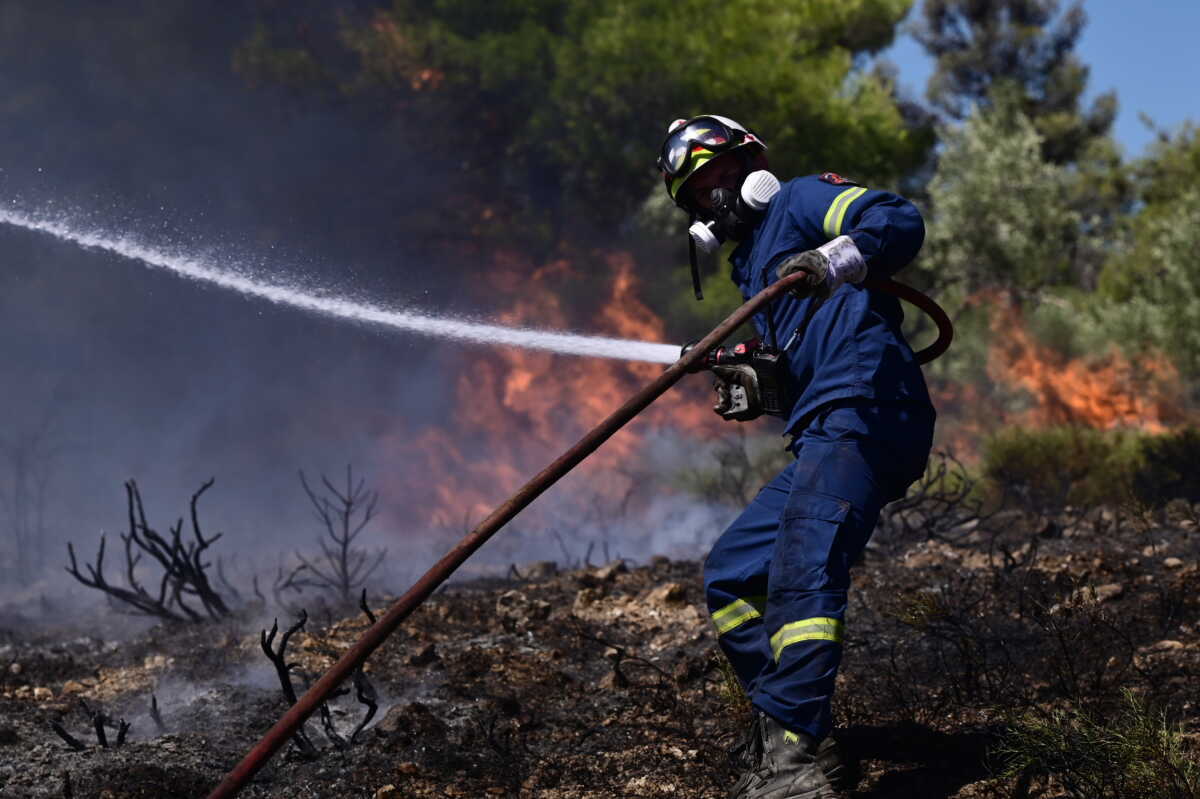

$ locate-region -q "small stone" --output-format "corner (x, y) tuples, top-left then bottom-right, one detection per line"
(406, 644), (438, 667)
(647, 582), (687, 605)
(496, 590), (527, 613)
(602, 647), (621, 662)
(7, 663), (21, 676)
(32, 687), (52, 701)
(1164, 557), (1184, 569)
(1150, 640), (1185, 652)
(521, 561), (558, 579)
(1093, 583), (1125, 603)
(592, 560), (627, 582)
(374, 786), (398, 799)
(573, 587), (602, 610)
(495, 591), (550, 628)
(397, 762), (419, 775)
(599, 671), (626, 691)
(61, 680), (85, 694)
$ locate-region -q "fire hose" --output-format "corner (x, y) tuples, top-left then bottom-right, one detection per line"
(205, 274), (951, 799)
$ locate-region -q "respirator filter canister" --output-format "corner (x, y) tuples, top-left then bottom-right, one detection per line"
(687, 170), (781, 254)
(739, 169), (781, 210)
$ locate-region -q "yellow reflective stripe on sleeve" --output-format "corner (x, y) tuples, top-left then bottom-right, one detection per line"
(711, 596), (767, 636)
(770, 617), (844, 661)
(821, 186), (868, 238)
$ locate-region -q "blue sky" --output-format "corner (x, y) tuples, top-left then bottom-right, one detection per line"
(880, 0), (1198, 158)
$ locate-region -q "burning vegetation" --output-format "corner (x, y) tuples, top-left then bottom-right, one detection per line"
(381, 253), (722, 533)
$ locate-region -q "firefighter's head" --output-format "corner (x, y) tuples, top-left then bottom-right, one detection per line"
(657, 115), (768, 217)
(657, 115), (779, 299)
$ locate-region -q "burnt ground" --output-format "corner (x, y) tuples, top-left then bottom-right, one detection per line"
(0, 503), (1198, 799)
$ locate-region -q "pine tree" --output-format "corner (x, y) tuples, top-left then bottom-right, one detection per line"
(913, 0), (1115, 164)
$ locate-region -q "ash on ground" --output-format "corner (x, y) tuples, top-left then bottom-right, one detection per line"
(1, 505), (1197, 798)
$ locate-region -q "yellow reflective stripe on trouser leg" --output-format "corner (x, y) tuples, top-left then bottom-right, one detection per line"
(821, 187), (867, 238)
(770, 617), (844, 661)
(711, 596), (767, 636)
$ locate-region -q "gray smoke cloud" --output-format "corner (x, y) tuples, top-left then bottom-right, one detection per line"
(0, 1), (736, 621)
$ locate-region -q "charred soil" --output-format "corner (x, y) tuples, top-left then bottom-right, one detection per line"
(1, 507), (1198, 798)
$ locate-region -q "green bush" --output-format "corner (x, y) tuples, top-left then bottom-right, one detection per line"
(982, 426), (1141, 512)
(997, 691), (1200, 799)
(981, 425), (1200, 512)
(1134, 427), (1200, 507)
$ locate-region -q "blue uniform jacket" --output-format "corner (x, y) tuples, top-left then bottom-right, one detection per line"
(728, 174), (932, 435)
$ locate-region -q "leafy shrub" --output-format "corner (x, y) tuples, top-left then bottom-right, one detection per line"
(1133, 427), (1200, 507)
(981, 426), (1141, 513)
(997, 691), (1200, 799)
(982, 426), (1200, 512)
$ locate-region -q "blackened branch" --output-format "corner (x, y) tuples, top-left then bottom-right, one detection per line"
(319, 703), (348, 750)
(349, 666), (378, 744)
(359, 588), (377, 625)
(65, 480), (233, 623)
(349, 589), (380, 742)
(49, 722), (87, 752)
(92, 713), (108, 748)
(150, 694), (166, 733)
(115, 719), (130, 746)
(260, 611), (319, 759)
(261, 612), (308, 706)
(295, 466), (386, 605)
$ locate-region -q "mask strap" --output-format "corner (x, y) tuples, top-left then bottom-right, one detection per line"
(688, 225), (703, 300)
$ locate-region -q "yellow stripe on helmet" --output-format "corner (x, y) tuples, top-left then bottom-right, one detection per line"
(669, 149), (719, 200)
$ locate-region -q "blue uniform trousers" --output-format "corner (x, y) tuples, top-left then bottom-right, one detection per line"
(704, 400), (934, 740)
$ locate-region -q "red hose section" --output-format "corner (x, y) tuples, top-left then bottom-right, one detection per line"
(862, 277), (954, 364)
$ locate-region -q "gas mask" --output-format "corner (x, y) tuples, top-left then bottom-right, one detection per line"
(686, 170), (781, 299)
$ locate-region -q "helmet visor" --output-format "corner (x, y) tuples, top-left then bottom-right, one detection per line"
(658, 117), (743, 178)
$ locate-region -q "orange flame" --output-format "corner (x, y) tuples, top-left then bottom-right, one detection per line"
(380, 250), (721, 528)
(987, 295), (1187, 432)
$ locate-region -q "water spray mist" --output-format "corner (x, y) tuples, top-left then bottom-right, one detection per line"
(0, 207), (682, 365)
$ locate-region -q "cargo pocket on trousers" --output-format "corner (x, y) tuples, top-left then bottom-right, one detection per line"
(774, 490), (852, 590)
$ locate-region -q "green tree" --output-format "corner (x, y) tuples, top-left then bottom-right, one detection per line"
(913, 0), (1115, 165)
(1091, 125), (1200, 389)
(914, 1), (1132, 289)
(241, 0), (934, 248)
(920, 99), (1079, 302)
(914, 98), (1083, 407)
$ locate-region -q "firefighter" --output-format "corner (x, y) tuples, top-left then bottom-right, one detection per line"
(658, 115), (936, 799)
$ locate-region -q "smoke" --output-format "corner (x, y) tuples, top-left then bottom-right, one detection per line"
(0, 1), (730, 622)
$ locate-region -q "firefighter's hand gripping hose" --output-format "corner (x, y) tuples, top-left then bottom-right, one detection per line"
(204, 273), (951, 799)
